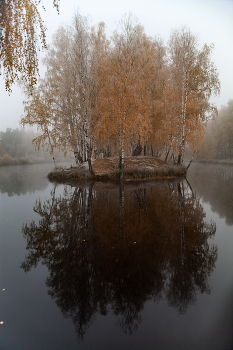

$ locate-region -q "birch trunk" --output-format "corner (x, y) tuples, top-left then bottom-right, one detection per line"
(120, 111), (126, 171)
(178, 68), (188, 166)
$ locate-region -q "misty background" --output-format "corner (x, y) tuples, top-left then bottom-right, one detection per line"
(0, 0), (232, 165)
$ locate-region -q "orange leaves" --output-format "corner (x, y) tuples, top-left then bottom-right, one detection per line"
(95, 17), (158, 156)
(20, 18), (220, 167)
(0, 0), (59, 92)
(155, 26), (221, 164)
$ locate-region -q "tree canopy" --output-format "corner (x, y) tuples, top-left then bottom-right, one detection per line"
(0, 0), (59, 92)
(21, 14), (220, 169)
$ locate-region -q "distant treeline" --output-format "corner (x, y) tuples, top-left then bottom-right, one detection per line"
(197, 100), (233, 161)
(0, 128), (68, 165)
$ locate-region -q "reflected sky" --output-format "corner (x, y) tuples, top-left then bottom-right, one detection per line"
(0, 163), (232, 350)
(188, 163), (233, 226)
(0, 164), (53, 196)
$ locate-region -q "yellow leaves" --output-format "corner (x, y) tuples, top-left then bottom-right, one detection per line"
(19, 20), (220, 165)
(154, 26), (221, 163)
(0, 0), (59, 92)
(94, 20), (159, 153)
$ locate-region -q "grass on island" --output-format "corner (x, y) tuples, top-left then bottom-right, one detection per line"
(47, 156), (187, 182)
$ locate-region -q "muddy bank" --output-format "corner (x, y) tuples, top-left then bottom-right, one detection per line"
(47, 156), (187, 182)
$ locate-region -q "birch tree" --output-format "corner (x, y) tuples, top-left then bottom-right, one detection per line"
(21, 18), (220, 170)
(147, 37), (167, 157)
(166, 27), (220, 166)
(22, 26), (75, 166)
(22, 24), (84, 167)
(22, 15), (108, 171)
(71, 14), (108, 173)
(0, 0), (59, 92)
(95, 15), (156, 170)
(21, 81), (60, 168)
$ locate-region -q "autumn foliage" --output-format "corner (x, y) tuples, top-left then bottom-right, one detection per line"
(21, 13), (220, 169)
(0, 0), (59, 91)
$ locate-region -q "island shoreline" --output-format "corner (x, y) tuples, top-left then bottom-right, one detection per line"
(47, 156), (187, 182)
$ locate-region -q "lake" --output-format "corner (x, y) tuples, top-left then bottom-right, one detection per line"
(0, 162), (232, 350)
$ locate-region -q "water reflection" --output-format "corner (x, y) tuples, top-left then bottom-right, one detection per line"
(190, 163), (233, 225)
(21, 179), (217, 339)
(0, 165), (51, 196)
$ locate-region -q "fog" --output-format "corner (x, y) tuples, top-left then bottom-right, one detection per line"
(0, 0), (233, 131)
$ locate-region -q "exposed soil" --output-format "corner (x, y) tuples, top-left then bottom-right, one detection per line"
(47, 156), (186, 182)
(92, 156), (169, 175)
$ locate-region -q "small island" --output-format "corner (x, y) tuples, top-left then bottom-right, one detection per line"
(19, 17), (220, 185)
(47, 156), (186, 182)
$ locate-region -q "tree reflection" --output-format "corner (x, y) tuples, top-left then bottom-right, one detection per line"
(21, 179), (217, 339)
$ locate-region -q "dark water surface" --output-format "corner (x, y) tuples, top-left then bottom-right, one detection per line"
(0, 163), (232, 350)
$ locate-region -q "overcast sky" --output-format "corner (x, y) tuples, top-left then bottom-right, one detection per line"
(0, 0), (233, 131)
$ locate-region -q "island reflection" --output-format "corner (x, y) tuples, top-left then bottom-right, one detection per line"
(21, 179), (217, 339)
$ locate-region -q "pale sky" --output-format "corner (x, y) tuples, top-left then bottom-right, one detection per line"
(0, 0), (233, 131)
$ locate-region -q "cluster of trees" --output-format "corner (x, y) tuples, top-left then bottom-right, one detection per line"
(21, 13), (220, 170)
(0, 127), (67, 164)
(0, 128), (38, 158)
(21, 180), (217, 338)
(198, 100), (233, 160)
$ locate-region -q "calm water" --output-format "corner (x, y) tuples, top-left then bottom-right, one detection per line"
(0, 163), (232, 350)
